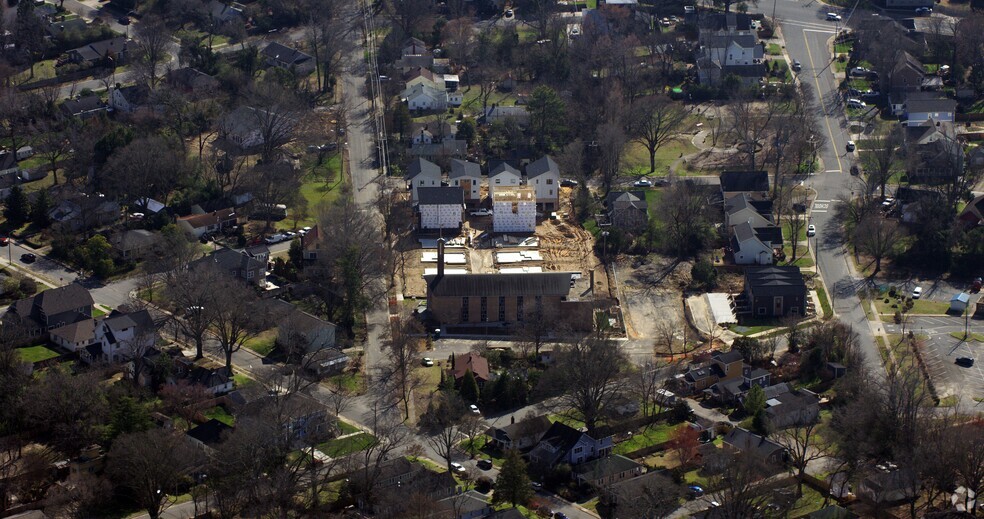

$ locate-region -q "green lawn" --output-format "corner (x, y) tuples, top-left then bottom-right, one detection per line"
(338, 420), (360, 435)
(766, 43), (782, 55)
(728, 321), (781, 336)
(16, 345), (60, 363)
(613, 422), (683, 455)
(833, 60), (848, 73)
(816, 284), (833, 318)
(322, 371), (365, 394)
(789, 486), (827, 516)
(768, 59), (792, 82)
(645, 190), (663, 222)
(683, 468), (711, 489)
(781, 221), (808, 243)
(14, 60), (57, 84)
(318, 433), (377, 457)
(92, 308), (107, 318)
(623, 137), (699, 177)
(243, 329), (278, 356)
(950, 331), (984, 342)
(834, 42), (853, 54)
(873, 298), (950, 316)
(780, 245), (814, 268)
(203, 405), (235, 426)
(282, 154), (343, 230)
(232, 373), (254, 388)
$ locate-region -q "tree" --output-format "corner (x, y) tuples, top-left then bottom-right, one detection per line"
(79, 235), (115, 278)
(772, 421), (833, 496)
(210, 276), (269, 372)
(133, 16), (171, 87)
(459, 369), (481, 404)
(515, 304), (555, 361)
(3, 186), (28, 227)
(514, 0), (557, 40)
(21, 369), (108, 453)
(246, 161), (303, 231)
(14, 1), (47, 76)
(632, 360), (667, 419)
(527, 85), (566, 152)
(710, 451), (774, 518)
(492, 450), (534, 508)
(728, 93), (777, 171)
(630, 96), (689, 174)
(305, 1), (352, 93)
(854, 215), (902, 274)
(668, 425), (701, 467)
(163, 263), (220, 360)
(30, 189), (51, 228)
(654, 180), (712, 257)
(743, 384), (766, 418)
(378, 314), (424, 420)
(544, 332), (628, 434)
(102, 136), (187, 205)
(859, 127), (903, 199)
(107, 428), (201, 519)
(423, 391), (467, 473)
(36, 126), (71, 186)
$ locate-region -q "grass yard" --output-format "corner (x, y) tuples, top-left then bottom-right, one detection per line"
(950, 331), (984, 342)
(318, 432), (377, 457)
(243, 329), (278, 356)
(338, 420), (360, 435)
(833, 60), (848, 73)
(92, 308), (107, 318)
(834, 42), (853, 54)
(728, 321), (782, 336)
(780, 245), (814, 268)
(766, 43), (782, 55)
(781, 221), (808, 243)
(623, 137), (699, 177)
(16, 345), (60, 363)
(323, 371), (366, 394)
(645, 190), (663, 222)
(873, 298), (950, 316)
(13, 60), (58, 84)
(613, 422), (683, 455)
(683, 468), (711, 489)
(549, 413), (587, 430)
(203, 405), (235, 426)
(232, 373), (254, 388)
(789, 486), (827, 516)
(280, 154), (343, 230)
(816, 283), (833, 318)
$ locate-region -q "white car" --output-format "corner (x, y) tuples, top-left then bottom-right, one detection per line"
(470, 209), (493, 217)
(265, 233), (287, 244)
(846, 140), (856, 152)
(826, 12), (842, 21)
(633, 178), (653, 187)
(849, 67), (870, 77)
(469, 404), (481, 415)
(807, 224), (816, 237)
(422, 357), (434, 367)
(912, 287), (923, 299)
(450, 462), (467, 473)
(847, 99), (866, 109)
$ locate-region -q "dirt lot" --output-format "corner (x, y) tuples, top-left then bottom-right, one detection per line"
(617, 255), (693, 341)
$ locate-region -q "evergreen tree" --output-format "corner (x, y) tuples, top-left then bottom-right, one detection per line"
(459, 369), (480, 403)
(743, 384), (766, 417)
(110, 393), (152, 438)
(31, 189), (51, 228)
(4, 186), (29, 227)
(492, 449), (534, 508)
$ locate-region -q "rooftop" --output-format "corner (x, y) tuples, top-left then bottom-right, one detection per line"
(418, 186), (464, 205)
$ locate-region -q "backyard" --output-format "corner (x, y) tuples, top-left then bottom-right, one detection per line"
(16, 345), (60, 363)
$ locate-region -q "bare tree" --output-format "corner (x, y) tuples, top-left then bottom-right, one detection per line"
(244, 83), (305, 163)
(348, 401), (411, 508)
(210, 277), (269, 372)
(543, 331), (629, 434)
(378, 314), (425, 421)
(728, 94), (778, 171)
(632, 360), (667, 420)
(132, 15), (172, 88)
(423, 391), (467, 472)
(785, 193), (808, 263)
(853, 214), (902, 274)
(305, 1), (353, 94)
(654, 180), (713, 257)
(35, 124), (71, 185)
(629, 96), (690, 174)
(709, 451), (776, 518)
(163, 263), (221, 360)
(772, 421), (833, 496)
(107, 428), (202, 519)
(859, 127), (903, 199)
(515, 304), (556, 362)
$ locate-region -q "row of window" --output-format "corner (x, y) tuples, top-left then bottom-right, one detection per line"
(460, 296), (542, 322)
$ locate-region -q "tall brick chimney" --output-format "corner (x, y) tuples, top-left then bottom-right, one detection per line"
(437, 238), (445, 279)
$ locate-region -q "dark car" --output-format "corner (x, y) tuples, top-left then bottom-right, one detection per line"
(560, 178), (578, 187)
(20, 253), (36, 263)
(0, 236), (8, 246)
(477, 458), (493, 470)
(554, 513), (569, 519)
(688, 485), (705, 499)
(956, 357), (975, 367)
(118, 16), (130, 25)
(791, 60), (802, 72)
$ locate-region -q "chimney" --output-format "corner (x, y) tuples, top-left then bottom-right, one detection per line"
(437, 238), (446, 278)
(590, 269), (595, 293)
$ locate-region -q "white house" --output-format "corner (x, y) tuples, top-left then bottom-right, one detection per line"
(731, 222), (780, 265)
(405, 158), (442, 203)
(489, 162), (521, 199)
(492, 186), (536, 233)
(418, 187), (464, 230)
(525, 155), (560, 210)
(449, 159), (482, 204)
(109, 83), (150, 113)
(403, 83), (459, 111)
(51, 310), (156, 364)
(483, 105), (530, 126)
(903, 92), (956, 125)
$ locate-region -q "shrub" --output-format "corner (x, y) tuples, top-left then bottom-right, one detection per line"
(475, 476), (494, 493)
(18, 277), (37, 296)
(894, 311), (902, 324)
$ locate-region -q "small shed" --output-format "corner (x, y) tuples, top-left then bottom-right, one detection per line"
(950, 292), (971, 314)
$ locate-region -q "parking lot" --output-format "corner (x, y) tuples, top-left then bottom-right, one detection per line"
(885, 315), (984, 402)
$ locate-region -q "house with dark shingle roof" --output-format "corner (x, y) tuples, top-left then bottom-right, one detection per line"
(528, 421), (613, 467)
(723, 427), (788, 464)
(177, 208), (241, 238)
(4, 283), (93, 338)
(186, 418), (232, 451)
(525, 156), (560, 210)
(725, 193), (773, 228)
(679, 349), (745, 394)
(270, 299), (338, 355)
(191, 248), (266, 286)
(764, 387), (820, 429)
(65, 37), (127, 65)
(437, 490), (492, 519)
(109, 229), (162, 260)
(87, 309), (157, 364)
(449, 159), (482, 203)
(730, 221), (782, 265)
(405, 157), (442, 202)
(720, 171), (770, 201)
(739, 266), (807, 318)
(902, 92), (956, 125)
(261, 42), (315, 75)
(605, 191), (648, 232)
(59, 96), (107, 119)
(418, 186), (464, 230)
(572, 455), (643, 487)
(487, 414), (553, 451)
(449, 351), (490, 387)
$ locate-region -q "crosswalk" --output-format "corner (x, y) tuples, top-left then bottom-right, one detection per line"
(781, 20), (838, 32)
(812, 199), (837, 213)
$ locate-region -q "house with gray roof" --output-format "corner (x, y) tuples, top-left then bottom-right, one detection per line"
(192, 248), (266, 286)
(418, 186), (464, 230)
(65, 37), (127, 65)
(605, 191), (649, 232)
(4, 283), (93, 338)
(405, 158), (442, 203)
(725, 193), (774, 228)
(764, 387), (820, 429)
(449, 159), (482, 203)
(720, 170), (770, 200)
(525, 155), (560, 210)
(270, 299), (338, 355)
(528, 421), (613, 468)
(902, 92), (956, 125)
(723, 427), (788, 464)
(572, 455), (643, 487)
(696, 30), (764, 86)
(109, 229), (162, 260)
(730, 221), (781, 265)
(488, 162), (521, 199)
(59, 96), (107, 119)
(487, 414), (552, 451)
(261, 42), (315, 75)
(738, 266), (807, 318)
(437, 490), (492, 519)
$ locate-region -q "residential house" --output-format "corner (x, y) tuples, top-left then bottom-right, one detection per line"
(528, 421), (614, 467)
(65, 37), (127, 65)
(0, 151), (20, 177)
(301, 226), (321, 261)
(806, 506), (859, 519)
(109, 229), (162, 260)
(449, 351), (490, 388)
(720, 170), (770, 201)
(403, 83), (459, 111)
(272, 299), (338, 354)
(902, 92), (956, 125)
(186, 418), (233, 452)
(241, 392), (333, 447)
(902, 120), (964, 183)
(482, 105), (530, 126)
(958, 193), (984, 229)
(708, 363), (772, 403)
(680, 349), (745, 394)
(183, 363), (234, 395)
(109, 83), (151, 113)
(303, 347), (350, 377)
(887, 52), (928, 114)
(858, 467), (919, 503)
(32, 3), (58, 21)
(730, 221), (782, 265)
(487, 414), (553, 451)
(220, 106), (294, 151)
(600, 471), (677, 514)
(0, 174), (17, 200)
(605, 191), (649, 232)
(698, 13), (755, 40)
(82, 309), (157, 364)
(764, 388), (821, 429)
(59, 96), (107, 119)
(424, 244), (593, 330)
(738, 266), (808, 318)
(48, 196), (120, 231)
(410, 139), (468, 159)
(572, 455), (644, 487)
(696, 15), (762, 87)
(525, 155), (560, 210)
(261, 42), (316, 75)
(724, 193), (774, 228)
(437, 490), (492, 519)
(177, 208), (241, 237)
(723, 427), (788, 464)
(69, 445), (106, 479)
(3, 283), (93, 338)
(402, 38), (431, 58)
(206, 0), (244, 25)
(134, 197), (167, 215)
(372, 461), (459, 514)
(405, 157), (442, 203)
(192, 248), (266, 286)
(406, 67), (444, 91)
(46, 17), (87, 38)
(165, 67), (219, 93)
(449, 159), (483, 204)
(418, 186), (465, 230)
(492, 186), (536, 233)
(488, 162), (522, 199)
(894, 186), (944, 222)
(49, 319), (96, 352)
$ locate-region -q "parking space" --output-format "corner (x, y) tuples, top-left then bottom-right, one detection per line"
(885, 316), (984, 401)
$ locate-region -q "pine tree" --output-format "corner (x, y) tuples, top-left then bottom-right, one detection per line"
(492, 449), (534, 508)
(459, 369), (480, 403)
(4, 186), (28, 227)
(31, 189), (51, 228)
(743, 384), (766, 417)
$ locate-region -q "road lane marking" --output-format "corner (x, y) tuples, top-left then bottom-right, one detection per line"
(802, 28), (843, 174)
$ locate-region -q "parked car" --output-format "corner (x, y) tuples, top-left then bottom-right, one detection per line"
(826, 12), (842, 21)
(849, 67), (870, 77)
(469, 404), (481, 415)
(504, 8), (514, 17)
(850, 165), (860, 176)
(560, 178), (579, 187)
(477, 458), (493, 470)
(688, 485), (705, 499)
(792, 60), (802, 72)
(0, 237), (8, 246)
(554, 513), (569, 519)
(846, 140), (856, 152)
(265, 234), (287, 244)
(421, 357), (434, 367)
(956, 357), (975, 367)
(470, 208), (493, 217)
(915, 6), (932, 14)
(20, 253), (36, 263)
(118, 16), (130, 25)
(912, 286), (923, 299)
(847, 99), (866, 109)
(807, 224), (816, 237)
(450, 462), (467, 474)
(633, 178), (653, 187)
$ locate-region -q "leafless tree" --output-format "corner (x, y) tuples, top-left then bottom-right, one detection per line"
(35, 124), (71, 185)
(163, 263), (221, 359)
(132, 15), (172, 88)
(209, 277), (270, 372)
(654, 180), (713, 257)
(348, 401), (412, 508)
(859, 127), (903, 200)
(515, 304), (556, 361)
(43, 472), (112, 519)
(515, 0), (558, 40)
(629, 96), (690, 174)
(305, 1), (353, 94)
(159, 380), (214, 430)
(107, 428), (202, 519)
(386, 0), (432, 38)
(442, 18), (475, 66)
(785, 193), (808, 263)
(244, 83), (305, 163)
(102, 136), (188, 206)
(423, 391), (467, 472)
(728, 94), (778, 171)
(246, 161), (303, 231)
(543, 331), (629, 434)
(652, 318), (677, 357)
(378, 314), (425, 421)
(597, 120), (627, 195)
(632, 360), (668, 420)
(853, 214), (902, 274)
(772, 421), (833, 496)
(21, 369), (109, 453)
(602, 471), (681, 518)
(708, 451), (776, 518)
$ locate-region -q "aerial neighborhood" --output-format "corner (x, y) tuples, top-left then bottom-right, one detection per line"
(1, 0), (984, 517)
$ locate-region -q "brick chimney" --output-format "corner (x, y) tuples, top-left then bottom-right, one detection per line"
(437, 238), (445, 279)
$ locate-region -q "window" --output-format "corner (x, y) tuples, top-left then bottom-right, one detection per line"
(495, 179), (501, 184)
(547, 178), (553, 184)
(549, 189), (553, 196)
(480, 297), (488, 322)
(498, 296), (506, 321)
(574, 446), (583, 453)
(461, 297), (469, 321)
(517, 296), (524, 321)
(757, 307), (767, 316)
(419, 180), (425, 186)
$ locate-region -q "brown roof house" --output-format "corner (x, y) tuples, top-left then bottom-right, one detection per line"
(487, 414), (553, 451)
(449, 351), (490, 388)
(109, 229), (162, 260)
(723, 427), (788, 464)
(3, 283), (93, 339)
(177, 208), (241, 238)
